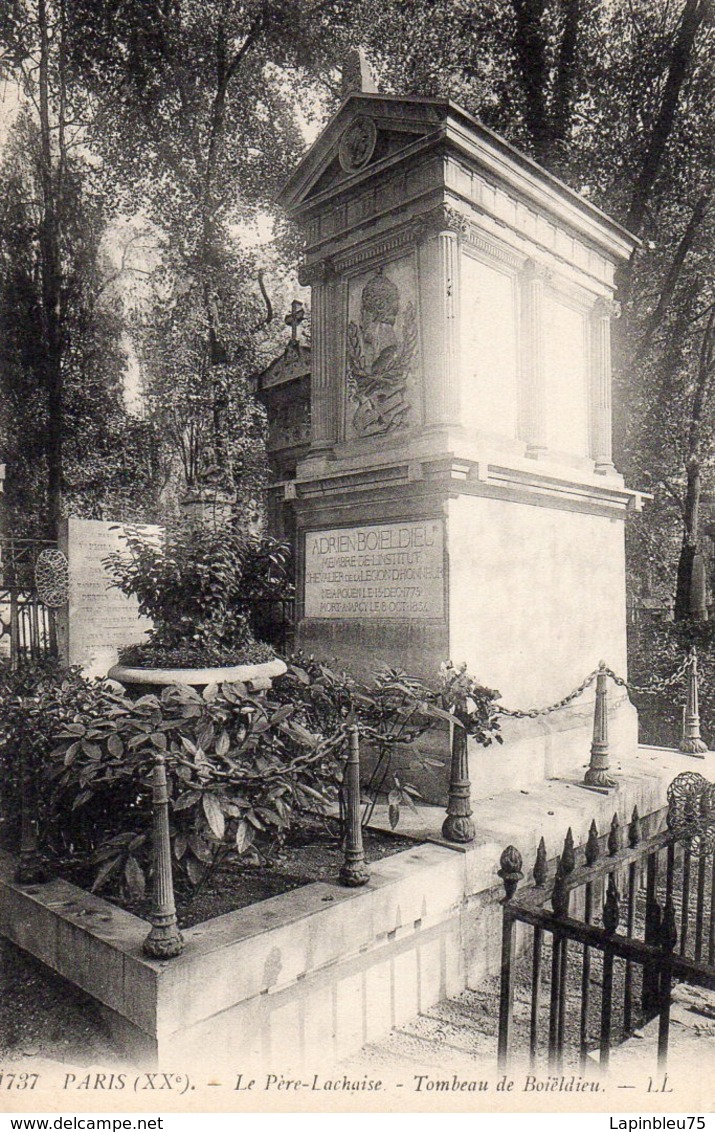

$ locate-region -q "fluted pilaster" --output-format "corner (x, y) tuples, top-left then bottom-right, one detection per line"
(519, 258), (549, 457)
(416, 207), (466, 428)
(299, 258), (338, 449)
(590, 296), (619, 474)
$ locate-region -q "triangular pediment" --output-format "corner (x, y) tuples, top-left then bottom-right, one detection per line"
(277, 94), (450, 214)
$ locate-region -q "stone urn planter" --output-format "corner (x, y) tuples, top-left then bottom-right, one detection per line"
(108, 656), (287, 693)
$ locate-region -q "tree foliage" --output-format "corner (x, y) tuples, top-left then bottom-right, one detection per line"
(0, 0), (169, 534)
(60, 0), (353, 502)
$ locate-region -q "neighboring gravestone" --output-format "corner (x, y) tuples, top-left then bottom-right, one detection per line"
(56, 517), (153, 677)
(275, 92), (645, 800)
(251, 301), (311, 542)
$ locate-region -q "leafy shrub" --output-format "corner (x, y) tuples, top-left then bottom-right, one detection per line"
(103, 523), (277, 667)
(239, 535), (295, 600)
(48, 670), (346, 900)
(272, 656), (502, 829)
(0, 661), (124, 859)
(0, 656), (502, 905)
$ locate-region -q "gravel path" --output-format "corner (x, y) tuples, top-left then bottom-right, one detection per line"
(0, 941), (124, 1067)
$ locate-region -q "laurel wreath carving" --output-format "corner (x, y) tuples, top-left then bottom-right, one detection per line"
(347, 300), (418, 437)
(35, 548), (70, 608)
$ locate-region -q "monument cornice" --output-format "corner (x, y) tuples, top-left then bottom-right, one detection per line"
(301, 168), (621, 292)
(463, 229), (523, 270)
(290, 454), (648, 519)
(298, 202), (528, 280)
(278, 94), (639, 266)
(308, 218), (424, 275)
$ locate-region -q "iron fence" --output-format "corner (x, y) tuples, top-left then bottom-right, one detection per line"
(239, 597), (295, 656)
(0, 537), (56, 589)
(0, 587), (57, 668)
(497, 807), (715, 1074)
(0, 538), (59, 668)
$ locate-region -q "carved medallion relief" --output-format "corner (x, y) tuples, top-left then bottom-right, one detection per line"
(345, 259), (419, 439)
(338, 115), (377, 173)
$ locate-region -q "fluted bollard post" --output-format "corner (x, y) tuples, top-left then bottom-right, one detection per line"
(15, 744), (49, 885)
(680, 649), (707, 757)
(143, 753), (184, 959)
(442, 705), (475, 843)
(584, 662), (617, 792)
(339, 726), (369, 887)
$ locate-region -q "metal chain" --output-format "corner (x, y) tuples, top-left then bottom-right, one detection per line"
(497, 649), (694, 718)
(496, 668), (600, 719)
(605, 649), (693, 697)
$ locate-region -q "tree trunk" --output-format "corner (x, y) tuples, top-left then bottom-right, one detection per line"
(38, 0), (64, 538)
(674, 309), (715, 621)
(550, 0), (582, 163)
(510, 0), (550, 164)
(674, 460), (706, 620)
(626, 0), (706, 237)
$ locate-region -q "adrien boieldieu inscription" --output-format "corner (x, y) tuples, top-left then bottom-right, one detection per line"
(304, 519), (444, 619)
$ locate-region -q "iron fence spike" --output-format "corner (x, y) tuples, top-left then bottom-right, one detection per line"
(533, 836), (548, 886)
(628, 805), (641, 848)
(562, 827), (575, 875)
(551, 854), (570, 918)
(603, 873), (620, 933)
(585, 819), (600, 866)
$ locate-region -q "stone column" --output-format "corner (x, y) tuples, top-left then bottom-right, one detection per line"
(589, 297), (619, 474)
(519, 258), (549, 457)
(299, 258), (338, 450)
(416, 205), (468, 428)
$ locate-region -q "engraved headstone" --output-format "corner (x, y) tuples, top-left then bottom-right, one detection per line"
(57, 518), (155, 678)
(304, 520), (444, 619)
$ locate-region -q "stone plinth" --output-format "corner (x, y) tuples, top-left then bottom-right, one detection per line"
(275, 93), (642, 799)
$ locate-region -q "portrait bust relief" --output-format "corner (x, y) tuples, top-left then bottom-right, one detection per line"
(338, 115), (377, 173)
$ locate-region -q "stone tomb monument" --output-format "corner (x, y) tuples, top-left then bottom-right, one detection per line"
(57, 517), (153, 678)
(276, 92), (643, 799)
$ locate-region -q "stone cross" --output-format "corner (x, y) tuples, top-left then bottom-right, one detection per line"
(285, 300), (305, 342)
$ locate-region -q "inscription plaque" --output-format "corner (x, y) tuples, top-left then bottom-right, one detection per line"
(57, 518), (155, 676)
(304, 519), (444, 619)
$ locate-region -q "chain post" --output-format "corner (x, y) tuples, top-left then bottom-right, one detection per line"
(339, 726), (370, 887)
(143, 753), (184, 959)
(680, 649), (707, 757)
(442, 704), (475, 844)
(582, 662), (617, 793)
(15, 744), (50, 885)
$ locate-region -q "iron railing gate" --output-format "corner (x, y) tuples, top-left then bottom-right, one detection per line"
(0, 538), (58, 668)
(239, 597), (295, 655)
(497, 806), (715, 1074)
